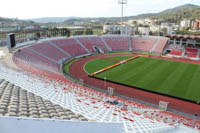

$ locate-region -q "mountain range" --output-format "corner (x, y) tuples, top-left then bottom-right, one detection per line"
(1, 4), (199, 24)
(25, 4), (199, 23)
(25, 17), (80, 23)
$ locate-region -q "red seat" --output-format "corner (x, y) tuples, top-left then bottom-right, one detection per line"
(103, 36), (129, 51)
(170, 50), (182, 56)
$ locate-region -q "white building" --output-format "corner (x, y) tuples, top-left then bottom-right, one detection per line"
(180, 19), (191, 28)
(150, 25), (160, 33)
(138, 27), (150, 35)
(167, 26), (173, 35)
(161, 23), (169, 29)
(103, 24), (135, 35)
(136, 19), (146, 25)
(144, 18), (155, 25)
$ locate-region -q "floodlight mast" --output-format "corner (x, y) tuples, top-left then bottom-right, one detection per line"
(118, 0), (127, 23)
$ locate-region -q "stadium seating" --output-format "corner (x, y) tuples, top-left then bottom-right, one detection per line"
(187, 52), (197, 58)
(0, 79), (87, 121)
(89, 37), (109, 51)
(9, 36), (200, 132)
(185, 47), (198, 58)
(132, 37), (158, 52)
(168, 44), (184, 51)
(13, 48), (60, 73)
(0, 66), (175, 132)
(152, 38), (168, 53)
(185, 47), (198, 53)
(102, 36), (129, 51)
(76, 37), (95, 52)
(51, 38), (88, 56)
(0, 65), (199, 132)
(28, 42), (69, 62)
(170, 50), (182, 56)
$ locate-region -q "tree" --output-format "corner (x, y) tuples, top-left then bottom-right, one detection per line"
(149, 31), (153, 35)
(34, 32), (40, 40)
(116, 30), (121, 35)
(162, 28), (167, 34)
(84, 28), (93, 35)
(74, 30), (84, 35)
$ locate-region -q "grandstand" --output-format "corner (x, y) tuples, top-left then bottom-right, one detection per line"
(75, 37), (95, 52)
(102, 35), (130, 51)
(51, 38), (88, 56)
(1, 35), (200, 133)
(0, 79), (87, 121)
(132, 36), (158, 52)
(165, 35), (200, 60)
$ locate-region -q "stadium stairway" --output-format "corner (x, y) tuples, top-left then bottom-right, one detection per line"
(74, 37), (90, 53)
(50, 38), (88, 57)
(27, 47), (59, 64)
(128, 36), (133, 51)
(13, 49), (61, 74)
(196, 49), (200, 59)
(181, 49), (185, 57)
(132, 36), (158, 53)
(48, 41), (72, 58)
(27, 41), (69, 62)
(76, 37), (95, 52)
(99, 37), (112, 51)
(151, 37), (160, 53)
(102, 36), (130, 51)
(152, 38), (169, 54)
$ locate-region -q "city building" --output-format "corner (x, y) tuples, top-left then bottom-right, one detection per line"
(103, 24), (136, 35)
(138, 27), (150, 35)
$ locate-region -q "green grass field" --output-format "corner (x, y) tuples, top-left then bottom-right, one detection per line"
(84, 56), (131, 74)
(85, 56), (200, 102)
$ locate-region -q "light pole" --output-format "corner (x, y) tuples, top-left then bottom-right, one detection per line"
(118, 0), (127, 23)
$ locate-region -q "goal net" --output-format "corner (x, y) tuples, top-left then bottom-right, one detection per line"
(159, 101), (169, 110)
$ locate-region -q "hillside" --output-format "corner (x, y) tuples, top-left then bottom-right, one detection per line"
(0, 17), (35, 25)
(129, 4), (199, 20)
(65, 4), (200, 23)
(159, 4), (198, 14)
(24, 4), (200, 23)
(151, 5), (200, 23)
(25, 17), (81, 23)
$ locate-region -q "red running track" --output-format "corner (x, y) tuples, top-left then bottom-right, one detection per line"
(69, 53), (200, 116)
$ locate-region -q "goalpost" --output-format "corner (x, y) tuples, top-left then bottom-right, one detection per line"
(159, 101), (169, 110)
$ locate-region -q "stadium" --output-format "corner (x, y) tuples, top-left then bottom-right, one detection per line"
(0, 34), (200, 133)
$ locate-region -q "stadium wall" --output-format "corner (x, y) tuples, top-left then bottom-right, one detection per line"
(0, 117), (123, 133)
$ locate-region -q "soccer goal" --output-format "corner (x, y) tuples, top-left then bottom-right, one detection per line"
(159, 101), (169, 110)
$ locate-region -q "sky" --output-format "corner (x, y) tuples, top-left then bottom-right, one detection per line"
(1, 0), (200, 19)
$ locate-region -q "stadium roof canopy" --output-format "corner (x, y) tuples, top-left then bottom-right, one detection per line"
(56, 26), (85, 29)
(166, 34), (200, 40)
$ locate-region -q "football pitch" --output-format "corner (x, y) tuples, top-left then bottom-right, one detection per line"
(85, 56), (200, 102)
